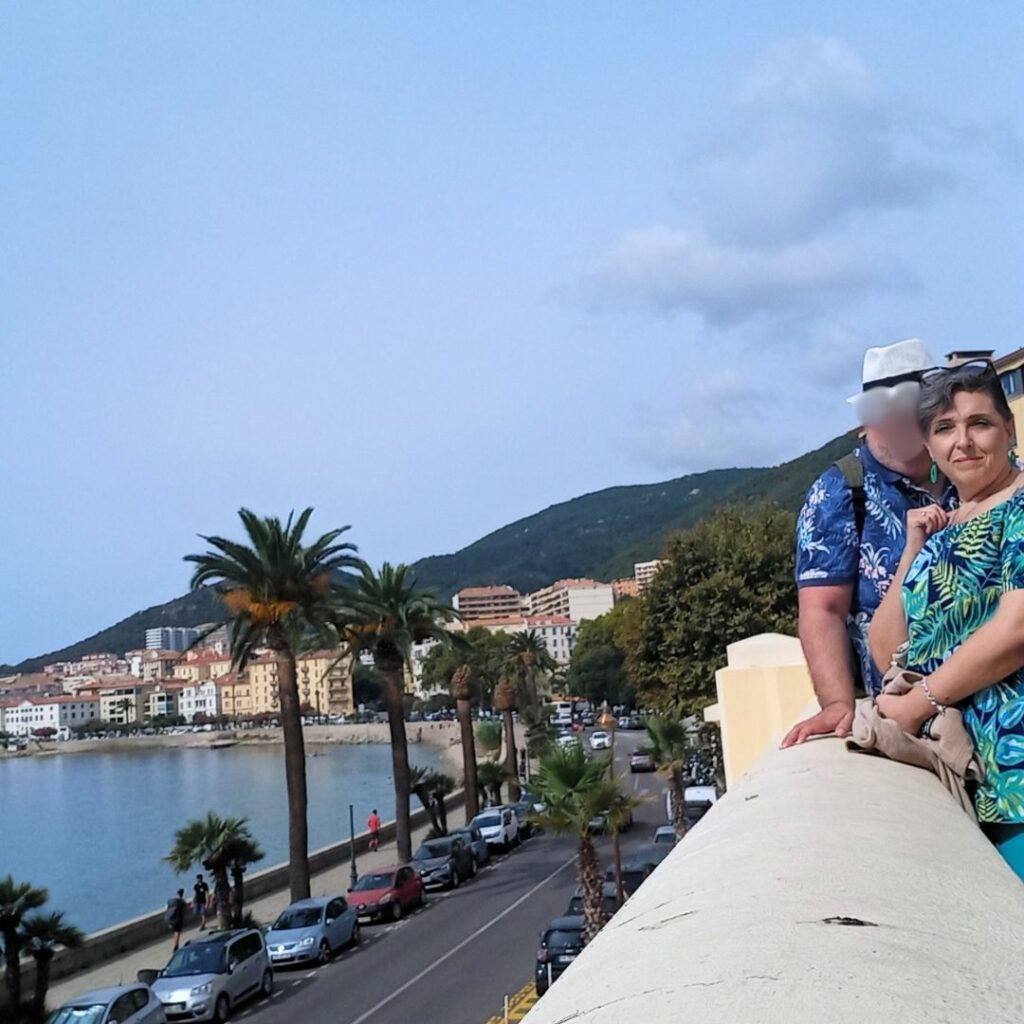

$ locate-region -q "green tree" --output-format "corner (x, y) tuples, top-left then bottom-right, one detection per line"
(336, 563), (458, 861)
(420, 627), (508, 707)
(0, 875), (48, 1014)
(641, 716), (692, 840)
(166, 813), (264, 929)
(529, 745), (631, 943)
(635, 505), (797, 713)
(565, 612), (636, 708)
(475, 759), (507, 805)
(184, 508), (360, 901)
(20, 912), (83, 1019)
(474, 720), (503, 758)
(503, 631), (556, 713)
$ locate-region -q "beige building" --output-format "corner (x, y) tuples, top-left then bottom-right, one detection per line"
(453, 585), (525, 621)
(527, 578), (614, 622)
(146, 681), (185, 720)
(247, 651), (354, 717)
(450, 613), (575, 669)
(994, 346), (1024, 435)
(99, 680), (151, 725)
(133, 649), (181, 683)
(612, 577), (640, 601)
(214, 672), (254, 719)
(173, 650), (232, 683)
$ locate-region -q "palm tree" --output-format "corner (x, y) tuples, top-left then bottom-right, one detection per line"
(475, 759), (507, 806)
(504, 631), (557, 714)
(409, 765), (443, 835)
(227, 833), (264, 928)
(529, 744), (632, 943)
(0, 875), (48, 1013)
(492, 676), (521, 804)
(335, 563), (458, 861)
(167, 813), (264, 930)
(427, 770), (456, 835)
(450, 665), (480, 821)
(642, 715), (692, 840)
(21, 912), (83, 1018)
(185, 508), (360, 901)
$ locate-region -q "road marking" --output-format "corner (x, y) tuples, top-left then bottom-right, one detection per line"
(305, 970), (317, 978)
(271, 990), (283, 998)
(485, 981), (538, 1024)
(345, 853), (576, 1024)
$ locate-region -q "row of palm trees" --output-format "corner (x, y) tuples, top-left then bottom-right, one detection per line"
(0, 876), (82, 1021)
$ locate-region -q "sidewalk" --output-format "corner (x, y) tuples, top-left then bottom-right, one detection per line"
(47, 811), (463, 1006)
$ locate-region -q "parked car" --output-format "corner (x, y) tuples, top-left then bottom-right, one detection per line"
(349, 865), (424, 922)
(623, 844), (673, 873)
(265, 896), (359, 967)
(666, 785), (718, 828)
(449, 825), (491, 867)
(470, 807), (520, 851)
(653, 825), (677, 846)
(587, 806), (633, 833)
(151, 928), (273, 1022)
(46, 984), (166, 1024)
(534, 915), (586, 996)
(629, 750), (656, 773)
(565, 881), (622, 918)
(588, 730), (611, 751)
(411, 835), (476, 889)
(605, 862), (655, 893)
(510, 799), (538, 838)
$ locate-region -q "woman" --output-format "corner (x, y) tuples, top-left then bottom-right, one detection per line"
(868, 359), (1024, 879)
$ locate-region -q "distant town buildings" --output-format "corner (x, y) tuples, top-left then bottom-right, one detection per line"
(453, 585), (525, 621)
(145, 626), (201, 652)
(526, 578), (615, 621)
(634, 559), (666, 592)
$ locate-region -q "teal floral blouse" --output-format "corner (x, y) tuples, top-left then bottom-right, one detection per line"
(902, 488), (1024, 823)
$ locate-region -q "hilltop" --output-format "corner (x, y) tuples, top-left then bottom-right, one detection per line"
(2, 430), (856, 674)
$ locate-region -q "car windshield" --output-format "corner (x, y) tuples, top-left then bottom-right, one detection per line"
(414, 842), (449, 859)
(273, 907), (322, 929)
(544, 929), (582, 949)
(654, 832), (674, 843)
(352, 873), (394, 891)
(473, 814), (500, 829)
(161, 943), (226, 977)
(46, 1006), (107, 1024)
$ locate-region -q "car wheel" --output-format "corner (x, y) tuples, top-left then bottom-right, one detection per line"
(260, 969), (274, 997)
(317, 939), (331, 965)
(450, 870), (461, 889)
(213, 993), (230, 1022)
(350, 921), (361, 946)
(469, 858), (478, 878)
(391, 902), (403, 922)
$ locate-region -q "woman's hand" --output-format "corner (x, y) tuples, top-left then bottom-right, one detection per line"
(905, 504), (949, 555)
(875, 686), (934, 736)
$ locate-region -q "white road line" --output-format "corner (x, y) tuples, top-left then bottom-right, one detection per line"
(271, 990), (283, 998)
(305, 970), (317, 978)
(345, 853), (576, 1024)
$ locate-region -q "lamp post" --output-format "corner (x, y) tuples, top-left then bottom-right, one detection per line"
(348, 803), (358, 890)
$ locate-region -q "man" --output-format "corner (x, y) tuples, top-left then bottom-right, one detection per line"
(367, 808), (381, 851)
(192, 873), (210, 931)
(782, 339), (955, 747)
(166, 888), (187, 952)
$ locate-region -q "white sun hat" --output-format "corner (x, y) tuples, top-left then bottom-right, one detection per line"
(847, 337), (937, 425)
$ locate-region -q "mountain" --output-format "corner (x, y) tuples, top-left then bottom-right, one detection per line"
(2, 429), (857, 674)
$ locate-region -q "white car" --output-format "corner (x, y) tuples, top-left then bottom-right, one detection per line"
(46, 984), (166, 1023)
(588, 730), (611, 751)
(470, 807), (520, 851)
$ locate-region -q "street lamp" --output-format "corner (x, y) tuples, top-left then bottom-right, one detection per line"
(348, 803), (358, 890)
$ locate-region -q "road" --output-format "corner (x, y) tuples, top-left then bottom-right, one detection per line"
(236, 729), (666, 1024)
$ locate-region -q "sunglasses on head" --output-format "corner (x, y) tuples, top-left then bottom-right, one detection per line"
(920, 359), (996, 385)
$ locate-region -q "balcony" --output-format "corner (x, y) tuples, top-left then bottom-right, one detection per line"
(523, 634), (1024, 1023)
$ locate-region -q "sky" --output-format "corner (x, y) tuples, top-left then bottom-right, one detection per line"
(2, 2), (1023, 663)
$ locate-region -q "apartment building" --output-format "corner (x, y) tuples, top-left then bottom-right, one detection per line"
(146, 681), (185, 720)
(0, 695), (100, 736)
(451, 613), (576, 668)
(634, 560), (666, 592)
(99, 681), (151, 725)
(145, 626), (200, 652)
(214, 672), (254, 718)
(453, 585), (525, 621)
(526, 578), (614, 622)
(179, 680), (219, 722)
(173, 650), (233, 683)
(129, 648), (181, 682)
(612, 578), (640, 600)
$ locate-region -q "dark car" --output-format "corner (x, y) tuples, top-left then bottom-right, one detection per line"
(624, 844), (673, 872)
(510, 800), (538, 838)
(605, 863), (654, 892)
(566, 881), (624, 917)
(411, 836), (476, 890)
(534, 915), (585, 996)
(587, 807), (633, 834)
(348, 865), (424, 922)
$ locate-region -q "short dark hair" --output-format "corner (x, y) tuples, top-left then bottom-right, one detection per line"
(918, 365), (1014, 434)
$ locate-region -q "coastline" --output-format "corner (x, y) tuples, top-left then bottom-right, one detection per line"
(1, 720), (466, 777)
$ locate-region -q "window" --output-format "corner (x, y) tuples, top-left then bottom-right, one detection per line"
(131, 988), (151, 1010)
(1002, 368), (1023, 397)
(109, 993), (138, 1021)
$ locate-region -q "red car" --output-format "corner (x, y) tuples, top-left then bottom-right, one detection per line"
(348, 865), (424, 922)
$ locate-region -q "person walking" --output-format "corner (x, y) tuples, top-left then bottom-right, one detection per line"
(166, 888), (187, 952)
(367, 809), (381, 852)
(783, 339), (956, 747)
(192, 873), (210, 931)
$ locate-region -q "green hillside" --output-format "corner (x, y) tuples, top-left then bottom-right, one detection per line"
(2, 430), (857, 674)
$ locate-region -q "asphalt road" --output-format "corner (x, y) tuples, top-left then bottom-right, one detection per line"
(235, 730), (666, 1024)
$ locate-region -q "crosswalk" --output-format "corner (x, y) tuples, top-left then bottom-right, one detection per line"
(484, 980), (539, 1023)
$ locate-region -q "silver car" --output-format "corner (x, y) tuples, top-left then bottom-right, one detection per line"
(265, 896), (360, 967)
(151, 928), (273, 1022)
(46, 984), (166, 1023)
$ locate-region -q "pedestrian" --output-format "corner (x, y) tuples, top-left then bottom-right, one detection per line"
(165, 888), (187, 952)
(192, 872), (210, 931)
(367, 808), (381, 851)
(783, 338), (957, 747)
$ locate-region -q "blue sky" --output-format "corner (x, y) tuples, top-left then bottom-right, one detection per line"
(2, 3), (1022, 663)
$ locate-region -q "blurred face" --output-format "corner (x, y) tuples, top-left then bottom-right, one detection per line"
(869, 410), (927, 464)
(927, 390), (1015, 494)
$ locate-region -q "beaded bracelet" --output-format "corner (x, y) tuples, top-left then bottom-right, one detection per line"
(918, 678), (947, 715)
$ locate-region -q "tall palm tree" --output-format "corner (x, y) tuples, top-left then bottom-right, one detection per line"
(492, 676), (521, 804)
(475, 759), (507, 806)
(504, 631), (557, 713)
(185, 507), (360, 901)
(0, 875), (48, 1013)
(427, 770), (456, 835)
(450, 665), (480, 821)
(409, 765), (443, 835)
(642, 715), (692, 840)
(335, 563), (458, 862)
(21, 912), (83, 1019)
(227, 834), (264, 928)
(166, 813), (264, 930)
(529, 745), (634, 943)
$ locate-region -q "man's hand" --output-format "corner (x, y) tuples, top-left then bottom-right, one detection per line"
(781, 701), (854, 748)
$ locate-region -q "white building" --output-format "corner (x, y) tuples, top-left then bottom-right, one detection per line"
(526, 578), (614, 622)
(179, 680), (219, 722)
(0, 695), (100, 736)
(145, 626), (201, 652)
(449, 614), (576, 669)
(634, 560), (666, 592)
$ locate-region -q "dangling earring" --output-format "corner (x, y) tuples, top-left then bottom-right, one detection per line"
(929, 459), (939, 484)
(1010, 447), (1018, 469)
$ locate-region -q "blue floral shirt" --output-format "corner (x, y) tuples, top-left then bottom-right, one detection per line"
(902, 488), (1024, 823)
(795, 446), (955, 695)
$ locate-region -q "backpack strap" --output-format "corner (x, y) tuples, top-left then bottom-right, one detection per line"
(835, 453), (866, 539)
